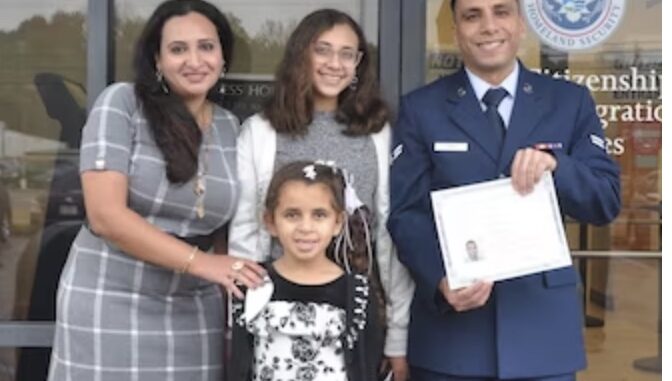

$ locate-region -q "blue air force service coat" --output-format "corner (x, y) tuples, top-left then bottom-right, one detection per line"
(387, 65), (620, 379)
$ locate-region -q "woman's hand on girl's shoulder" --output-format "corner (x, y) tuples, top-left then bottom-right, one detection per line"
(189, 253), (266, 298)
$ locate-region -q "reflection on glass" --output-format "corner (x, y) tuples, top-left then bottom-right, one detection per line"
(1, 1), (87, 380)
(116, 0), (378, 76)
(579, 258), (661, 381)
(114, 0), (379, 121)
(560, 1), (662, 253)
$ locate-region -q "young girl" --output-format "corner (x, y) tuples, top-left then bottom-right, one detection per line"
(229, 9), (413, 379)
(228, 161), (382, 381)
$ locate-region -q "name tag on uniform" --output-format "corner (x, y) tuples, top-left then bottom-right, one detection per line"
(434, 142), (468, 152)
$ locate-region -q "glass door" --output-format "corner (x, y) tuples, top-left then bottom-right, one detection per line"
(0, 2), (89, 381)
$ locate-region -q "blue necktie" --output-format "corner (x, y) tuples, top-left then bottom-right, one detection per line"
(482, 88), (508, 149)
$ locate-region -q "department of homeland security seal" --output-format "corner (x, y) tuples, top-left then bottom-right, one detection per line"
(523, 0), (626, 51)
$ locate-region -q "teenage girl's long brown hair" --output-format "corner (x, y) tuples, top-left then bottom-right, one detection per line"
(263, 9), (389, 137)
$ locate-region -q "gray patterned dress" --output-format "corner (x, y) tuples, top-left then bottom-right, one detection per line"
(48, 83), (239, 381)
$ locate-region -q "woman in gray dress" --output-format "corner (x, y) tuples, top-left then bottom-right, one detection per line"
(48, 1), (265, 380)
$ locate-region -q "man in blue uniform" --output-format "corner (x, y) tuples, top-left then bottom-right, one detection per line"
(387, 0), (621, 380)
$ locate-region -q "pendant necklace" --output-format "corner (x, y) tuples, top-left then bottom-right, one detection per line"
(194, 108), (212, 219)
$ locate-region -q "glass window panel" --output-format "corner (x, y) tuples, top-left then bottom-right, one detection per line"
(579, 257), (661, 381)
(0, 2), (88, 380)
(114, 0), (379, 121)
(563, 2), (661, 254)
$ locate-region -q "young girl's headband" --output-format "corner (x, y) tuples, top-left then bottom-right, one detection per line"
(302, 161), (363, 215)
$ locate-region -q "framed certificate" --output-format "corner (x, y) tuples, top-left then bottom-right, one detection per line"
(430, 172), (571, 289)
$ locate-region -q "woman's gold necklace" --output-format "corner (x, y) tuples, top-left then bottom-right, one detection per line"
(194, 106), (212, 219)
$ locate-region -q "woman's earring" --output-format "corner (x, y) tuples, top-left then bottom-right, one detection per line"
(218, 67), (226, 95)
(155, 70), (169, 94)
(349, 75), (359, 91)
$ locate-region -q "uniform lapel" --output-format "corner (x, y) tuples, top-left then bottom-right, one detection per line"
(444, 69), (501, 163)
(498, 67), (550, 173)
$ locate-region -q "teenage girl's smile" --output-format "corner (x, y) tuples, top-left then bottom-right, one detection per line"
(310, 23), (361, 110)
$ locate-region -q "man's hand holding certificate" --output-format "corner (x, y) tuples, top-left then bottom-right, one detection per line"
(431, 171), (571, 290)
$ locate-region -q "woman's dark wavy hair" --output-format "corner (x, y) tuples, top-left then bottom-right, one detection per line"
(133, 0), (233, 183)
(263, 9), (389, 137)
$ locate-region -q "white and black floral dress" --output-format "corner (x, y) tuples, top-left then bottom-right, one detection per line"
(229, 265), (382, 381)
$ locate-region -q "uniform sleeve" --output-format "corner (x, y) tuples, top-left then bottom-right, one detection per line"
(373, 125), (414, 357)
(387, 96), (452, 315)
(552, 86), (621, 225)
(79, 83), (137, 175)
(229, 117), (266, 261)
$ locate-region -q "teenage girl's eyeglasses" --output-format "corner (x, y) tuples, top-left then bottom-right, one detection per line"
(312, 42), (363, 67)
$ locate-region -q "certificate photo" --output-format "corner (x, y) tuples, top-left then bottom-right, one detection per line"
(431, 172), (572, 289)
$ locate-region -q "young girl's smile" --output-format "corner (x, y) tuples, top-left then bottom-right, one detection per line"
(266, 180), (343, 263)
